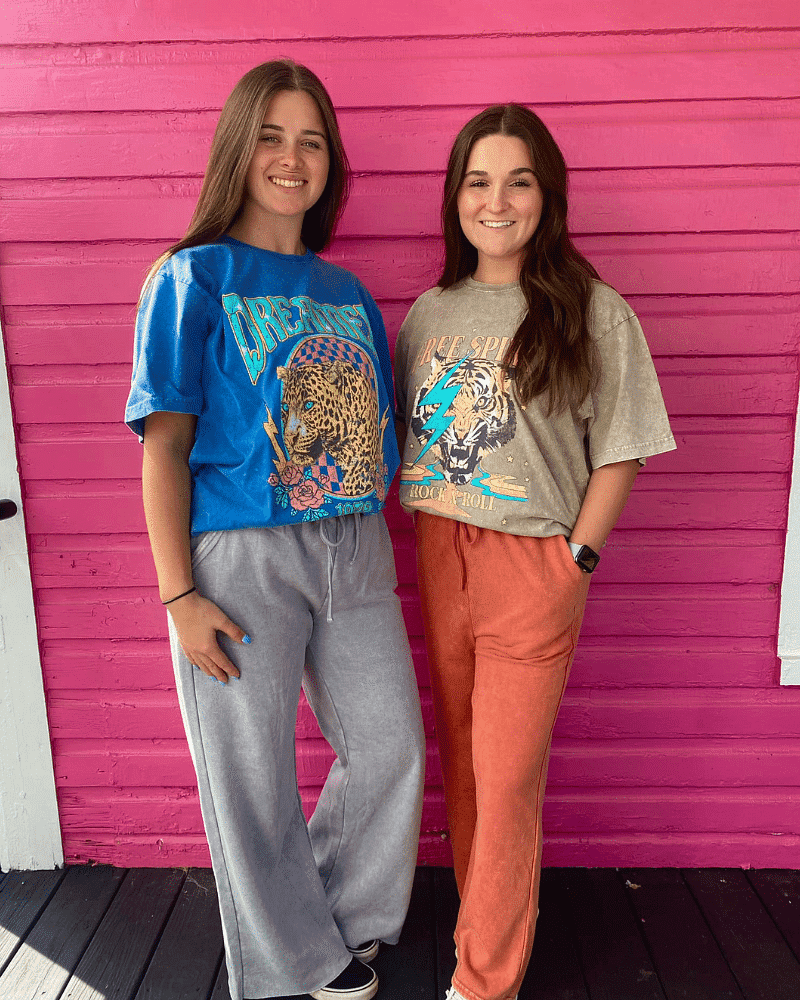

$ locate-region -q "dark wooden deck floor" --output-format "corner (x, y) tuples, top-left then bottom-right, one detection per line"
(1, 865), (799, 1000)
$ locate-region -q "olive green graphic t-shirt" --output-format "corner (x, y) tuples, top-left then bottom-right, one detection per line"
(394, 278), (676, 537)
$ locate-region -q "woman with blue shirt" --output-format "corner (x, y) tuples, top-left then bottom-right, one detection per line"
(126, 60), (424, 1000)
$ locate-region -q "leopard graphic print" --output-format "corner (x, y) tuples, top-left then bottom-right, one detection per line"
(277, 359), (380, 498)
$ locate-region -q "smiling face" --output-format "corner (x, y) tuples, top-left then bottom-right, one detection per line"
(233, 89), (330, 252)
(456, 133), (544, 284)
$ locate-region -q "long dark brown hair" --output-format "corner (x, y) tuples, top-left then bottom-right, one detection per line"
(439, 104), (600, 413)
(142, 60), (350, 294)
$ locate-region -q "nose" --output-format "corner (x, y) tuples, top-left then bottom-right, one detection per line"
(486, 184), (508, 214)
(280, 143), (303, 169)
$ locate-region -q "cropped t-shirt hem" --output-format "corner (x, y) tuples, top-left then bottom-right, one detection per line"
(190, 502), (387, 537)
(399, 503), (573, 538)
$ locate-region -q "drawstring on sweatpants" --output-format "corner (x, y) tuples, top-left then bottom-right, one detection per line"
(319, 512), (362, 621)
(350, 510), (362, 565)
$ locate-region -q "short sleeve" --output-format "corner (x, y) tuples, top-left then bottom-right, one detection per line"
(125, 272), (217, 440)
(588, 312), (677, 469)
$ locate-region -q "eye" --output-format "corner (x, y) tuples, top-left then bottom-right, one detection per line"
(510, 179), (531, 187)
(468, 179), (489, 188)
(304, 400), (315, 411)
(302, 139), (323, 150)
(260, 133), (281, 144)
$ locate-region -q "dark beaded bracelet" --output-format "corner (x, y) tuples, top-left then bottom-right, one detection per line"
(162, 586), (197, 606)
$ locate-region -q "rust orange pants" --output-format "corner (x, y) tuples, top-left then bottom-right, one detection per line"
(415, 513), (590, 1000)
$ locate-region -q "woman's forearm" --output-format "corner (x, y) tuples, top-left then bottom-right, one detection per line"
(570, 459), (641, 552)
(141, 411), (244, 681)
(142, 412), (196, 602)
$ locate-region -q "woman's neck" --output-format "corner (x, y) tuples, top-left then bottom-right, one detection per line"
(227, 210), (306, 255)
(472, 256), (522, 285)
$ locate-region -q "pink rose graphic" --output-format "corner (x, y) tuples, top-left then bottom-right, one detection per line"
(290, 479), (325, 511)
(280, 463), (304, 487)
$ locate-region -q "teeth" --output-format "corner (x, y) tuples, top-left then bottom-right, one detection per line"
(271, 177), (305, 188)
(482, 221), (514, 228)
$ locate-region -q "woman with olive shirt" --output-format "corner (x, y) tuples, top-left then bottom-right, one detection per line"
(395, 104), (675, 1000)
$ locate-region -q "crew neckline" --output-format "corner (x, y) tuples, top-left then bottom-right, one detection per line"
(464, 275), (521, 292)
(220, 234), (314, 261)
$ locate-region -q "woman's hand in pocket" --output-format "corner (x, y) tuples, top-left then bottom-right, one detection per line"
(168, 591), (249, 683)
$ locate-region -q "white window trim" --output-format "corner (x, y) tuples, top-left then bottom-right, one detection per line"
(779, 384), (800, 684)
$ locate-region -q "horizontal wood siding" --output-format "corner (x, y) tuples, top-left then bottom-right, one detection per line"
(1, 2), (799, 867)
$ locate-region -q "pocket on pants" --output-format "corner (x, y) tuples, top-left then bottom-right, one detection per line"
(190, 530), (225, 569)
(556, 533), (591, 585)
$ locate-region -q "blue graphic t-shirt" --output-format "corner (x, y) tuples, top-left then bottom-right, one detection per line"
(126, 236), (399, 534)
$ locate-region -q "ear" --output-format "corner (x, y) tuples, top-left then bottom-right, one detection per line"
(276, 366), (289, 380)
(324, 360), (346, 385)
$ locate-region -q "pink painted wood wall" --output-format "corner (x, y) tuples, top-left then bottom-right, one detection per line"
(1, 2), (799, 868)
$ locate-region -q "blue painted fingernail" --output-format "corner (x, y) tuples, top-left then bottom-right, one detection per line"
(216, 679), (225, 685)
(192, 664), (199, 671)
(242, 634), (252, 644)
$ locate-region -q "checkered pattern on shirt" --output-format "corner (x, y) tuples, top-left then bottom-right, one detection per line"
(312, 455), (344, 494)
(288, 336), (377, 395)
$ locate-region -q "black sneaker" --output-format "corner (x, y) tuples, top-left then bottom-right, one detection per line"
(309, 958), (378, 1000)
(347, 940), (379, 962)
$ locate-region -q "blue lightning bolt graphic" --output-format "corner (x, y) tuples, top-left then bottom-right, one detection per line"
(416, 354), (472, 462)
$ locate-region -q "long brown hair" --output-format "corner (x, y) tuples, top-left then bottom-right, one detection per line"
(439, 104), (599, 413)
(142, 60), (350, 294)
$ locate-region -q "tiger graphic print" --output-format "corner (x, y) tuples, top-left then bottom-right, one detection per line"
(410, 353), (516, 485)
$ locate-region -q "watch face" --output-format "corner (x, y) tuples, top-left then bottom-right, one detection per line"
(576, 546), (600, 573)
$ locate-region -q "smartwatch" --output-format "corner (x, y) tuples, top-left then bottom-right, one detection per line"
(567, 540), (600, 574)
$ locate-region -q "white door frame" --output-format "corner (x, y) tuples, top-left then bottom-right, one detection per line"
(779, 384), (800, 684)
(0, 315), (63, 869)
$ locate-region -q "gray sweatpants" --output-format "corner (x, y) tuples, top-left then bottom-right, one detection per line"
(167, 513), (425, 1000)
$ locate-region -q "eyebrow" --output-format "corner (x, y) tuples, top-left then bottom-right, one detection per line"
(464, 167), (536, 177)
(260, 123), (327, 140)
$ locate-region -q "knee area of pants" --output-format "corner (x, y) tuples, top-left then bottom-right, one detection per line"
(477, 769), (546, 806)
(349, 728), (423, 766)
(477, 643), (571, 671)
(383, 737), (425, 774)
